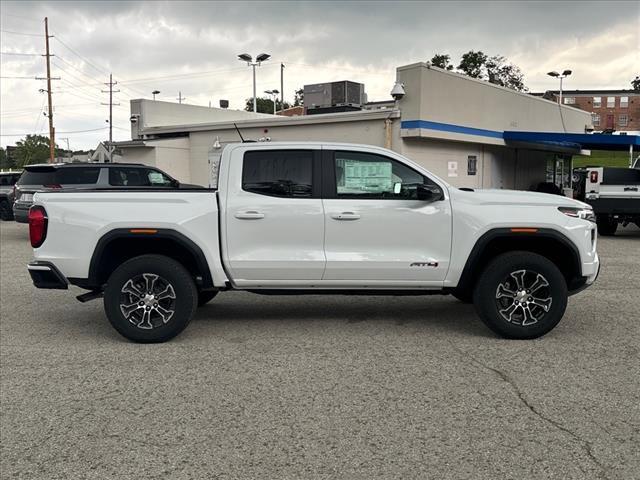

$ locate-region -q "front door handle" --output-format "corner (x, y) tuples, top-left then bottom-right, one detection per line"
(331, 212), (360, 221)
(235, 211), (265, 220)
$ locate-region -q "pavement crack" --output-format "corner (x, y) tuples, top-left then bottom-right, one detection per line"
(448, 341), (608, 480)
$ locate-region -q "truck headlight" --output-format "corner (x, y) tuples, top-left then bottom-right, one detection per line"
(558, 206), (596, 223)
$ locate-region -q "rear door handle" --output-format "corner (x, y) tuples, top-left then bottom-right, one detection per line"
(331, 212), (360, 220)
(235, 211), (265, 220)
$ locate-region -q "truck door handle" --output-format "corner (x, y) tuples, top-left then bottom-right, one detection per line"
(331, 212), (360, 220)
(235, 211), (265, 220)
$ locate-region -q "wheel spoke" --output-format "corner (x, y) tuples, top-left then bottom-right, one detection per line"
(496, 283), (517, 299)
(499, 303), (519, 322)
(143, 273), (158, 293)
(137, 309), (153, 329)
(530, 296), (552, 312)
(510, 270), (526, 290)
(120, 301), (143, 318)
(521, 305), (538, 326)
(155, 284), (176, 300)
(121, 279), (144, 298)
(528, 274), (549, 294)
(155, 305), (175, 323)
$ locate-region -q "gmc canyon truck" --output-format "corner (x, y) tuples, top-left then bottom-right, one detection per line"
(27, 142), (600, 342)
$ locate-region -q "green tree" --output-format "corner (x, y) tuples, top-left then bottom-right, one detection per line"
(0, 147), (13, 169)
(485, 55), (527, 92)
(245, 97), (291, 114)
(293, 88), (304, 107)
(632, 76), (640, 91)
(14, 134), (57, 167)
(457, 50), (488, 78)
(430, 53), (454, 70)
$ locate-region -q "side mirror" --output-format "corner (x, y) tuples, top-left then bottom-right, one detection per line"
(171, 179), (180, 188)
(417, 184), (441, 201)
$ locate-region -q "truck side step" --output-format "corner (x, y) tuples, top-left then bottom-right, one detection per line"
(76, 290), (104, 303)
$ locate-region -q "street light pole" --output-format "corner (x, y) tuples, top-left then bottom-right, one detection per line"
(265, 90), (280, 115)
(238, 53), (271, 113)
(252, 64), (257, 113)
(547, 69), (572, 105)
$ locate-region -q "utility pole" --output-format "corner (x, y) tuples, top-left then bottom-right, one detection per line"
(177, 91), (185, 104)
(44, 17), (55, 163)
(280, 63), (284, 107)
(101, 74), (120, 162)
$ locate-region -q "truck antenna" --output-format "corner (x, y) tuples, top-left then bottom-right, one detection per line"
(233, 123), (245, 142)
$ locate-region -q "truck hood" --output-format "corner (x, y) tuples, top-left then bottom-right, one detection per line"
(451, 188), (591, 209)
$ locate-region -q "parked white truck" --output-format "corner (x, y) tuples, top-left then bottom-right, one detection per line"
(27, 142), (599, 342)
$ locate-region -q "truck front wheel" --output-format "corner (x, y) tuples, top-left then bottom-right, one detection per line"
(472, 252), (568, 339)
(104, 254), (198, 343)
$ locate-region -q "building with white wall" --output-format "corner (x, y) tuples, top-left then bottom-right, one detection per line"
(115, 63), (593, 193)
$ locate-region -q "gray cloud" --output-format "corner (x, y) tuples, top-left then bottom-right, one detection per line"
(1, 0), (638, 149)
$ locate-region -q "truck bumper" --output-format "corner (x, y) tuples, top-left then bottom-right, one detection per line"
(13, 202), (30, 223)
(569, 253), (600, 296)
(27, 261), (68, 289)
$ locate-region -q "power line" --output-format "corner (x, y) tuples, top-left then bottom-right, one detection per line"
(0, 51), (41, 56)
(0, 29), (43, 37)
(0, 75), (37, 79)
(0, 127), (108, 137)
(52, 31), (110, 76)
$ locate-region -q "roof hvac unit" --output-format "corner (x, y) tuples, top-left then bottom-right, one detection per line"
(304, 81), (366, 110)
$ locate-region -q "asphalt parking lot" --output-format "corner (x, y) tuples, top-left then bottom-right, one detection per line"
(1, 220), (639, 480)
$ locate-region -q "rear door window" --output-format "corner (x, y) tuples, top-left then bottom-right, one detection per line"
(56, 167), (101, 184)
(17, 170), (56, 185)
(242, 150), (314, 197)
(108, 167), (173, 187)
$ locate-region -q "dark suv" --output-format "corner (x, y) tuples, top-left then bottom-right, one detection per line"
(13, 163), (190, 223)
(0, 172), (22, 221)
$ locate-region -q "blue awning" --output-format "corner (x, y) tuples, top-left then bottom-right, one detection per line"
(503, 131), (640, 151)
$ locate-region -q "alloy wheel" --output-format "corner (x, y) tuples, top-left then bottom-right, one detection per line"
(495, 269), (553, 326)
(119, 273), (176, 329)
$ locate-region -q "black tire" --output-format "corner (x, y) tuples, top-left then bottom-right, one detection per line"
(472, 251), (568, 339)
(104, 254), (197, 343)
(596, 214), (617, 236)
(0, 199), (13, 221)
(197, 290), (218, 307)
(451, 288), (473, 304)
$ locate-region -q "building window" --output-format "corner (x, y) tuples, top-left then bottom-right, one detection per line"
(592, 113), (600, 126)
(593, 96), (601, 108)
(619, 114), (628, 127)
(620, 96), (629, 108)
(563, 97), (575, 105)
(607, 96), (615, 108)
(467, 155), (477, 176)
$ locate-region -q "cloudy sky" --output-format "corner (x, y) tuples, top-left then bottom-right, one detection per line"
(1, 0), (638, 150)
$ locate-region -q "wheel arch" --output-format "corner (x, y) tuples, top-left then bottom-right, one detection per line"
(456, 228), (583, 295)
(76, 228), (214, 290)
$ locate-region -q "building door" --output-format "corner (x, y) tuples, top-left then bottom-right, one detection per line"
(321, 150), (452, 286)
(224, 149), (325, 285)
(606, 114), (615, 130)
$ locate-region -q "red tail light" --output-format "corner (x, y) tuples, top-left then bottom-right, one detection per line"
(589, 171), (598, 183)
(28, 206), (48, 248)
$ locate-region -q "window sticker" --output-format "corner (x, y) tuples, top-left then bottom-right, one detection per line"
(340, 159), (393, 193)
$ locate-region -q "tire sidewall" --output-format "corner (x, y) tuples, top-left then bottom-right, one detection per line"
(473, 252), (568, 339)
(104, 255), (197, 343)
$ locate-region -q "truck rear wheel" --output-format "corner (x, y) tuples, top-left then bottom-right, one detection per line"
(472, 252), (568, 339)
(104, 254), (197, 343)
(596, 214), (617, 236)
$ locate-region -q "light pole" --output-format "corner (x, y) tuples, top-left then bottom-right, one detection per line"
(152, 90), (160, 100)
(547, 69), (572, 105)
(238, 53), (271, 112)
(265, 89), (280, 115)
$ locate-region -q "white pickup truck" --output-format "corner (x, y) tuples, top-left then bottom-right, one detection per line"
(27, 142), (600, 342)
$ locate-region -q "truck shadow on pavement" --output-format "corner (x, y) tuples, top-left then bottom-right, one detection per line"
(191, 293), (490, 338)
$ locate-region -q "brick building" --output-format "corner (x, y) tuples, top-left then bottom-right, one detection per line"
(533, 89), (639, 133)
